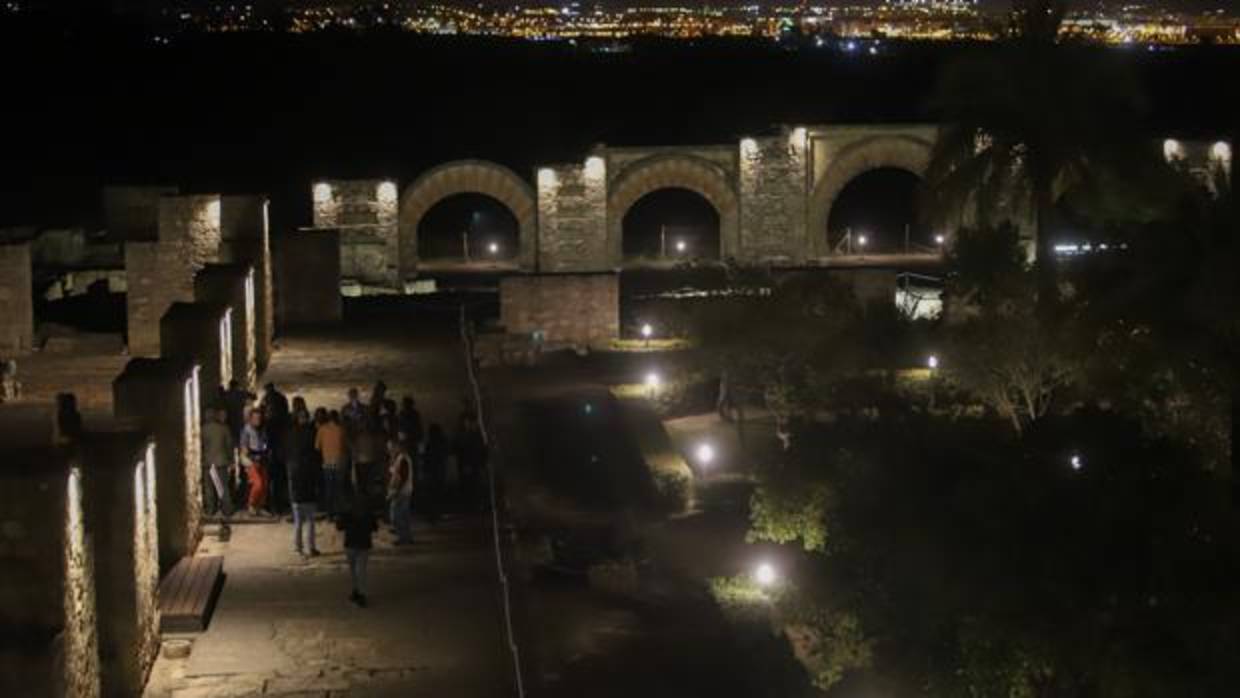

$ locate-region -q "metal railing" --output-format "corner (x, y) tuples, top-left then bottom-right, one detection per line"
(458, 304), (526, 698)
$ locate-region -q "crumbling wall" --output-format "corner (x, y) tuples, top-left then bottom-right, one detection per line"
(0, 242), (33, 355)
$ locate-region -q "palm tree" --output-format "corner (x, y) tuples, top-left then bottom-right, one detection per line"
(923, 0), (1161, 306)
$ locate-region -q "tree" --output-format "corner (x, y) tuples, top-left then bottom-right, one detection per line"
(923, 0), (1162, 308)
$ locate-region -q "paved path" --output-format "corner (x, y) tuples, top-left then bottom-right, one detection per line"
(145, 312), (511, 697)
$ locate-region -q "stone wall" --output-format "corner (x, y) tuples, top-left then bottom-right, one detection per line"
(102, 186), (178, 242)
(81, 431), (159, 698)
(312, 179), (398, 287)
(220, 195), (273, 370)
(276, 229), (342, 326)
(113, 358), (202, 570)
(160, 302), (232, 401)
(500, 273), (619, 347)
(195, 265), (257, 391)
(124, 195), (222, 356)
(739, 130), (810, 262)
(0, 452), (100, 698)
(0, 242), (33, 355)
(535, 164), (608, 271)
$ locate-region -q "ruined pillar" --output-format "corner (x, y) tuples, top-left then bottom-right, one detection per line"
(0, 448), (100, 698)
(220, 195), (273, 370)
(311, 179), (399, 288)
(80, 431), (159, 698)
(123, 195), (222, 356)
(0, 242), (34, 355)
(113, 358), (202, 569)
(160, 302), (232, 403)
(276, 228), (342, 327)
(500, 273), (619, 348)
(535, 163), (608, 272)
(195, 265), (256, 392)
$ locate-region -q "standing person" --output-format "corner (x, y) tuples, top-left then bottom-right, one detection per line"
(201, 406), (236, 530)
(454, 414), (488, 510)
(239, 408), (270, 516)
(286, 409), (321, 557)
(422, 424), (448, 523)
(387, 438), (414, 546)
(223, 379), (255, 441)
(315, 410), (347, 514)
(398, 396), (424, 451)
(262, 383), (291, 514)
(337, 494), (377, 608)
(341, 387), (367, 433)
(368, 380), (388, 426)
(351, 423), (383, 508)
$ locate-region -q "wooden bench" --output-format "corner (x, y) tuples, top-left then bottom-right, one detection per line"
(158, 555), (225, 633)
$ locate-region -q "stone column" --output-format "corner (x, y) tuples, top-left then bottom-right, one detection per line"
(160, 302), (233, 403)
(195, 265), (257, 392)
(311, 179), (399, 289)
(220, 195), (273, 371)
(113, 357), (202, 570)
(276, 229), (342, 326)
(535, 163), (608, 272)
(739, 131), (810, 263)
(81, 431), (159, 698)
(0, 242), (34, 355)
(0, 451), (100, 698)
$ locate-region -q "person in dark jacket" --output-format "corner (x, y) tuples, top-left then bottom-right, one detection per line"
(262, 383), (292, 514)
(336, 494), (377, 607)
(286, 408), (321, 556)
(421, 424), (448, 523)
(398, 396), (424, 450)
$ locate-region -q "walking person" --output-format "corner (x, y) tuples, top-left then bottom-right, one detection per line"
(201, 406), (236, 532)
(315, 410), (348, 515)
(337, 494), (377, 608)
(387, 438), (414, 545)
(287, 407), (321, 557)
(240, 408), (271, 517)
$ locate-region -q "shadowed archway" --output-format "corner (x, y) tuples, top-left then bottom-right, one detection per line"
(808, 135), (932, 257)
(607, 155), (738, 267)
(399, 160), (536, 277)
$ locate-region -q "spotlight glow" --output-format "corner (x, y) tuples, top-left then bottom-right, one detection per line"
(695, 442), (715, 465)
(935, 234), (946, 245)
(377, 181), (398, 202)
(641, 323), (653, 339)
(1070, 454), (1083, 471)
(645, 371), (661, 387)
(927, 355), (939, 370)
(312, 182), (332, 203)
(488, 241), (500, 254)
(755, 562), (777, 587)
(584, 155), (605, 178)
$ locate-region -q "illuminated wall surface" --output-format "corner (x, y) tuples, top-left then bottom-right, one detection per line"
(194, 264), (259, 392)
(63, 466), (102, 698)
(309, 130), (1230, 287)
(0, 242), (34, 354)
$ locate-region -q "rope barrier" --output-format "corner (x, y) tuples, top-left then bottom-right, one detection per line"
(458, 303), (526, 698)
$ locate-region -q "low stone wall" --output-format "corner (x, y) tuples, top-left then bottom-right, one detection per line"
(0, 243), (33, 355)
(500, 273), (619, 348)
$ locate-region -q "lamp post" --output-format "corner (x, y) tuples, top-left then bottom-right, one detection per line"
(675, 239), (687, 255)
(754, 562), (777, 588)
(641, 323), (653, 348)
(645, 371), (661, 400)
(927, 354), (939, 411)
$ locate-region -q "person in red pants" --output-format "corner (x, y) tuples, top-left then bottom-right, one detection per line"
(240, 408), (271, 516)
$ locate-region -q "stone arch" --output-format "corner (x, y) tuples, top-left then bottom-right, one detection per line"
(399, 160), (537, 276)
(607, 154), (739, 265)
(807, 135), (933, 257)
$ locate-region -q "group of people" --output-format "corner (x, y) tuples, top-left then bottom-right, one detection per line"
(199, 379), (489, 606)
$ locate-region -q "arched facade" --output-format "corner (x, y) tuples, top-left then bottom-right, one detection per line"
(606, 154), (739, 266)
(398, 160), (537, 277)
(807, 135), (933, 257)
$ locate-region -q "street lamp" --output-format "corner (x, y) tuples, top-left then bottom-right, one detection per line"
(487, 241), (500, 255)
(935, 234), (946, 246)
(754, 562), (777, 587)
(1070, 453), (1084, 471)
(675, 239), (687, 254)
(694, 442), (715, 467)
(927, 355), (939, 370)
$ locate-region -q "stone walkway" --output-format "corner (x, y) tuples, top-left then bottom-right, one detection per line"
(144, 311), (511, 697)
